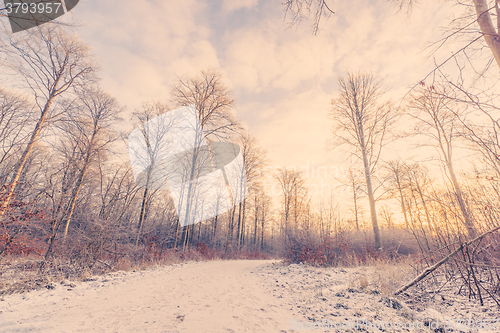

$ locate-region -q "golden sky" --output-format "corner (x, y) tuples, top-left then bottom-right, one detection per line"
(23, 0), (465, 203)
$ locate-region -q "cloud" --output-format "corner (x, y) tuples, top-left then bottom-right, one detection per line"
(223, 23), (336, 92)
(63, 0), (466, 201)
(222, 0), (259, 13)
(73, 0), (219, 109)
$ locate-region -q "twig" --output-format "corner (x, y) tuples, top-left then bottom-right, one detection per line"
(96, 259), (112, 269)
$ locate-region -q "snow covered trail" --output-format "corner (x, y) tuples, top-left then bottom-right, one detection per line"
(0, 260), (293, 333)
(4, 259), (494, 333)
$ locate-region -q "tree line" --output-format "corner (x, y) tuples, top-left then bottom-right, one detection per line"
(0, 24), (273, 274)
(1, 1), (500, 305)
(277, 0), (500, 304)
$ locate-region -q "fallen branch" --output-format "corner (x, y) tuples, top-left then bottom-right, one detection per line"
(96, 259), (113, 269)
(394, 225), (500, 296)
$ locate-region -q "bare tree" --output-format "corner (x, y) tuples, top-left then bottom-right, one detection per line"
(129, 102), (176, 247)
(380, 205), (395, 229)
(251, 182), (264, 250)
(0, 88), (33, 183)
(171, 69), (239, 143)
(235, 132), (267, 249)
(170, 69), (240, 248)
(61, 88), (121, 238)
(384, 160), (411, 229)
(344, 166), (365, 231)
(410, 83), (476, 236)
(0, 24), (95, 216)
(275, 167), (309, 237)
(432, 76), (500, 185)
(407, 162), (436, 236)
(44, 86), (121, 258)
(95, 162), (139, 223)
(329, 72), (395, 249)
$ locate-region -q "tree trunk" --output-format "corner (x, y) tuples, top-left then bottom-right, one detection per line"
(0, 96), (55, 216)
(473, 0), (500, 70)
(62, 162), (90, 242)
(135, 186), (149, 247)
(174, 218), (180, 250)
(182, 132), (204, 226)
(447, 160), (476, 237)
(253, 203), (258, 250)
(239, 199), (247, 249)
(359, 124), (381, 249)
(182, 225), (190, 251)
(352, 181), (359, 231)
(397, 183), (410, 229)
(212, 215), (218, 238)
(414, 180), (434, 235)
(225, 206), (236, 253)
(236, 201), (243, 248)
(261, 211), (265, 251)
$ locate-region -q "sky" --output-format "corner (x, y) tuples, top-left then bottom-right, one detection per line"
(1, 0), (466, 207)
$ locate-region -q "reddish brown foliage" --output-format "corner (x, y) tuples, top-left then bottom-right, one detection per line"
(0, 185), (48, 257)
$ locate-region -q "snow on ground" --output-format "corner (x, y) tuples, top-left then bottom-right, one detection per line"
(258, 262), (499, 332)
(0, 260), (498, 332)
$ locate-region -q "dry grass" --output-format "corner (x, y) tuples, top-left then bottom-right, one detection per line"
(283, 227), (419, 268)
(0, 246), (272, 296)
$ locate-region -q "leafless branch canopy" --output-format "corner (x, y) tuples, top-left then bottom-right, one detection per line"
(283, 0), (334, 34)
(330, 72), (396, 174)
(171, 69), (241, 142)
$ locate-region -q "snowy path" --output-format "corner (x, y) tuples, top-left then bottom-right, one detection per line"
(0, 260), (292, 333)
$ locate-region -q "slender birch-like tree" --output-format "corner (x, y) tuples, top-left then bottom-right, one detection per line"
(410, 83), (476, 236)
(330, 72), (395, 249)
(0, 24), (95, 216)
(44, 87), (121, 258)
(171, 70), (240, 249)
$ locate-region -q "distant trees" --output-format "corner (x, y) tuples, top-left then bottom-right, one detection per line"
(384, 160), (411, 229)
(275, 167), (310, 238)
(170, 70), (240, 249)
(329, 72), (395, 249)
(0, 65), (274, 263)
(316, 193), (333, 236)
(121, 71), (271, 253)
(410, 83), (476, 236)
(234, 133), (267, 249)
(250, 183), (272, 250)
(129, 102), (174, 247)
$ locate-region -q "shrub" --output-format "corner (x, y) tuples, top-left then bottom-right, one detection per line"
(283, 228), (419, 267)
